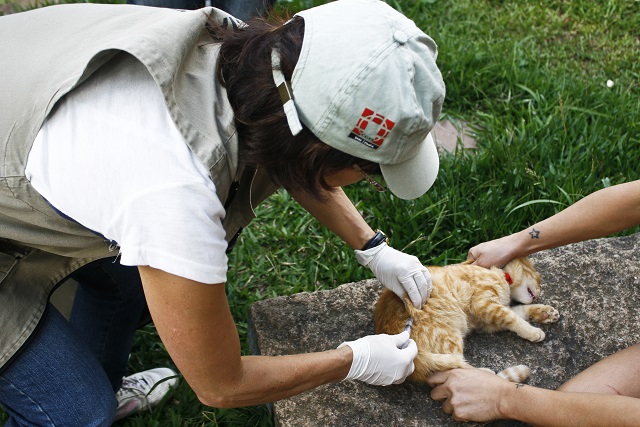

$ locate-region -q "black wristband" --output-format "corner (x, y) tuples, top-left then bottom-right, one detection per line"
(361, 230), (388, 251)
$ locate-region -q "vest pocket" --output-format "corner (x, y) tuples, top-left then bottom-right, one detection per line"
(0, 241), (27, 283)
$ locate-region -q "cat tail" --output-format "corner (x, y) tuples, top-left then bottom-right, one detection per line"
(411, 352), (467, 383)
(496, 364), (531, 383)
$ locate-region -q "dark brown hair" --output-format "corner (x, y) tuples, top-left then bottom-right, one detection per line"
(212, 15), (380, 199)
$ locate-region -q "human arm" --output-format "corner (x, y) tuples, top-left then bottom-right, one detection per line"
(288, 186), (431, 307)
(287, 186), (374, 250)
(427, 368), (640, 426)
(468, 180), (640, 268)
(138, 266), (416, 408)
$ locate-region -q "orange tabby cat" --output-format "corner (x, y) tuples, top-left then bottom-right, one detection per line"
(374, 257), (560, 383)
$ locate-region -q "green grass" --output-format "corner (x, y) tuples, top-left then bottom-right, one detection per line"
(1, 0), (639, 425)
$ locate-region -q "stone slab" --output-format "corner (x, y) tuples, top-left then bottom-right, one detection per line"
(248, 233), (640, 426)
(432, 119), (477, 152)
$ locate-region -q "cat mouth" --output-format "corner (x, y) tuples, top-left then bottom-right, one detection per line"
(527, 288), (536, 301)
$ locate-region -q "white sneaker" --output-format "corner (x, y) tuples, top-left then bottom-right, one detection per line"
(114, 367), (178, 421)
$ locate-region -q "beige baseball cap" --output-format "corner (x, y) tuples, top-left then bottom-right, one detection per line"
(272, 0), (445, 200)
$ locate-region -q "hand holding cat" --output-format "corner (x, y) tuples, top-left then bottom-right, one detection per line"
(467, 234), (521, 268)
(469, 180), (640, 270)
(427, 368), (511, 422)
(355, 242), (431, 308)
(338, 331), (418, 386)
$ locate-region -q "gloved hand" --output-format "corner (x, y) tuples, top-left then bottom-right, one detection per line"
(338, 331), (417, 386)
(355, 242), (432, 308)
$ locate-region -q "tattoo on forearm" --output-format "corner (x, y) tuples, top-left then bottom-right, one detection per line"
(515, 383), (525, 389)
(528, 227), (540, 239)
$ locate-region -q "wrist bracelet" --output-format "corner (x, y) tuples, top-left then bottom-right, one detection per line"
(361, 230), (388, 251)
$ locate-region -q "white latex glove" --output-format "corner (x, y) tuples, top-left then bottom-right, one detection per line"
(355, 242), (432, 308)
(338, 331), (417, 386)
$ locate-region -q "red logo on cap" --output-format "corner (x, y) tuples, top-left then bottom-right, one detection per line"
(350, 108), (395, 149)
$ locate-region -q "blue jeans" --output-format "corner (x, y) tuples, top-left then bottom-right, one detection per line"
(69, 259), (149, 391)
(0, 306), (116, 426)
(0, 259), (147, 426)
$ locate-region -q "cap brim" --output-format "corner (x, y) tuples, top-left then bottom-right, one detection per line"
(380, 133), (439, 200)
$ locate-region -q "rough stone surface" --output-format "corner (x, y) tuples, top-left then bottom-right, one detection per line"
(248, 233), (640, 426)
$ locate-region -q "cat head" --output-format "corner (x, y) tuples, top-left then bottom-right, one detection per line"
(504, 257), (540, 304)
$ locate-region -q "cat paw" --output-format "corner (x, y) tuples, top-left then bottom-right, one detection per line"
(497, 364), (531, 383)
(525, 327), (545, 342)
(528, 305), (560, 324)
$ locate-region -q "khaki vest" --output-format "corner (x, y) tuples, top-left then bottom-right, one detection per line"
(0, 4), (278, 369)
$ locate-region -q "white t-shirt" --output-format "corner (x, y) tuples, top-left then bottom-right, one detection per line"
(26, 54), (229, 284)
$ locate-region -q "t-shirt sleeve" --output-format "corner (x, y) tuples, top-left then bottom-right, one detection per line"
(110, 182), (228, 284)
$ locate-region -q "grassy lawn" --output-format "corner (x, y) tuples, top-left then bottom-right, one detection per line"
(1, 0), (639, 425)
